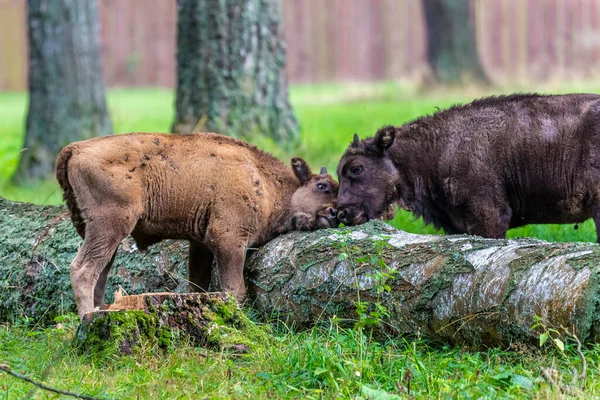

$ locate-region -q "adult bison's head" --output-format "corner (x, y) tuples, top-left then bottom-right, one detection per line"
(336, 126), (400, 226)
(290, 157), (339, 230)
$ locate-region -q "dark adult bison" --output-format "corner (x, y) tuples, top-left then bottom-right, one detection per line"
(336, 93), (600, 241)
(57, 133), (339, 317)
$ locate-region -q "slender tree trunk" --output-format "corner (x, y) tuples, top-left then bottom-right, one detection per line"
(2, 196), (599, 347)
(12, 0), (112, 184)
(171, 0), (299, 143)
(422, 0), (488, 84)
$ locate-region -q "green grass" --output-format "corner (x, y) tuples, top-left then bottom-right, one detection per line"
(1, 83), (597, 241)
(2, 315), (599, 399)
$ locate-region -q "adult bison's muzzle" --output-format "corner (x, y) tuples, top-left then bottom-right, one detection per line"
(336, 205), (367, 226)
(337, 132), (401, 226)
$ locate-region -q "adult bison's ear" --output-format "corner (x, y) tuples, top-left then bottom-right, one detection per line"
(372, 125), (396, 153)
(291, 157), (312, 184)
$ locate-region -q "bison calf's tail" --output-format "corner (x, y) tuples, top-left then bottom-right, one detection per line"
(56, 145), (86, 238)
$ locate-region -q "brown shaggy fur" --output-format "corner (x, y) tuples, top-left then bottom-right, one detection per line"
(337, 93), (600, 241)
(57, 132), (338, 317)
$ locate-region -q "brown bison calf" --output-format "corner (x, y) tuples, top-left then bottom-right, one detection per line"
(57, 133), (338, 317)
(337, 93), (600, 241)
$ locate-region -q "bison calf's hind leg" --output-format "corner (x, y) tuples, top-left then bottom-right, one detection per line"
(93, 250), (118, 307)
(188, 242), (214, 292)
(70, 216), (135, 317)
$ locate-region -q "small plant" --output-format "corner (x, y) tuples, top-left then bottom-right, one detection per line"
(532, 315), (565, 351)
(532, 315), (588, 394)
(334, 232), (397, 330)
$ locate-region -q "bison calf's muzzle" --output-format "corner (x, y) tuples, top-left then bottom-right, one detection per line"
(56, 133), (339, 317)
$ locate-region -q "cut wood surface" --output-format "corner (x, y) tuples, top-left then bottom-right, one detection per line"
(2, 196), (599, 347)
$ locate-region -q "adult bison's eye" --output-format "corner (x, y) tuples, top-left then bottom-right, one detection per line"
(349, 165), (363, 176)
(317, 183), (327, 190)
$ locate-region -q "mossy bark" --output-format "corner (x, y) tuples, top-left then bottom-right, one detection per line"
(2, 197), (600, 347)
(13, 0), (112, 183)
(0, 197), (189, 323)
(248, 224), (600, 347)
(171, 0), (298, 143)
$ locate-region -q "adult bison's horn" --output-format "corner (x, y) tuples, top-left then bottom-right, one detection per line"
(320, 166), (327, 175)
(352, 133), (360, 147)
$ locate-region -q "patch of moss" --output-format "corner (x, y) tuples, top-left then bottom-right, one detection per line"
(201, 295), (272, 352)
(73, 294), (272, 359)
(73, 310), (163, 360)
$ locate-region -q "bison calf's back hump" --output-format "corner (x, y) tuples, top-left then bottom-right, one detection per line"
(336, 93), (600, 242)
(56, 132), (339, 317)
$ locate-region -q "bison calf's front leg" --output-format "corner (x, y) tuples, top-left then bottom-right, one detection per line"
(293, 212), (314, 231)
(213, 244), (248, 303)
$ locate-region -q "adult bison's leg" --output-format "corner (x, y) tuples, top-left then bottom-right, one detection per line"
(188, 241), (214, 292)
(93, 250), (117, 307)
(594, 208), (600, 243)
(463, 196), (512, 238)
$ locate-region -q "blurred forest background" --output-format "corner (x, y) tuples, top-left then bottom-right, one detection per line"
(1, 0), (599, 89)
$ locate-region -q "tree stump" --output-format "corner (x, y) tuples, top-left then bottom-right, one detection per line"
(74, 292), (270, 357)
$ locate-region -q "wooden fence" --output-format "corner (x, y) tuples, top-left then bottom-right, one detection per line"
(0, 0), (599, 90)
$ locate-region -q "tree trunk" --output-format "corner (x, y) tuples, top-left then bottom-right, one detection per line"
(12, 0), (112, 184)
(2, 196), (600, 348)
(171, 0), (299, 143)
(422, 0), (488, 84)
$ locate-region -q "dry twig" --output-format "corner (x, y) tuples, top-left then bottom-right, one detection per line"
(0, 364), (102, 400)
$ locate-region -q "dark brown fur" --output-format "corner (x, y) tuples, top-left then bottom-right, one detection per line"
(337, 93), (600, 241)
(57, 132), (338, 316)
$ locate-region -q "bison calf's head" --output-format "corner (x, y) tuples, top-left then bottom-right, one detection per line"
(290, 157), (339, 230)
(336, 127), (400, 226)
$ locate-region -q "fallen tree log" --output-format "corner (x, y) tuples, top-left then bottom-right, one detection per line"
(1, 197), (600, 347)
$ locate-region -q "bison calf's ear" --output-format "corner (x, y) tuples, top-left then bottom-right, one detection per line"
(291, 157), (312, 184)
(372, 125), (396, 153)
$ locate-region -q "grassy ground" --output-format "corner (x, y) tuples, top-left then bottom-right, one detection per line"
(2, 313), (598, 399)
(1, 83), (600, 398)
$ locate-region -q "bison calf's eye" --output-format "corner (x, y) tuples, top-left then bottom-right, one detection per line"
(350, 166), (362, 176)
(317, 183), (327, 190)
